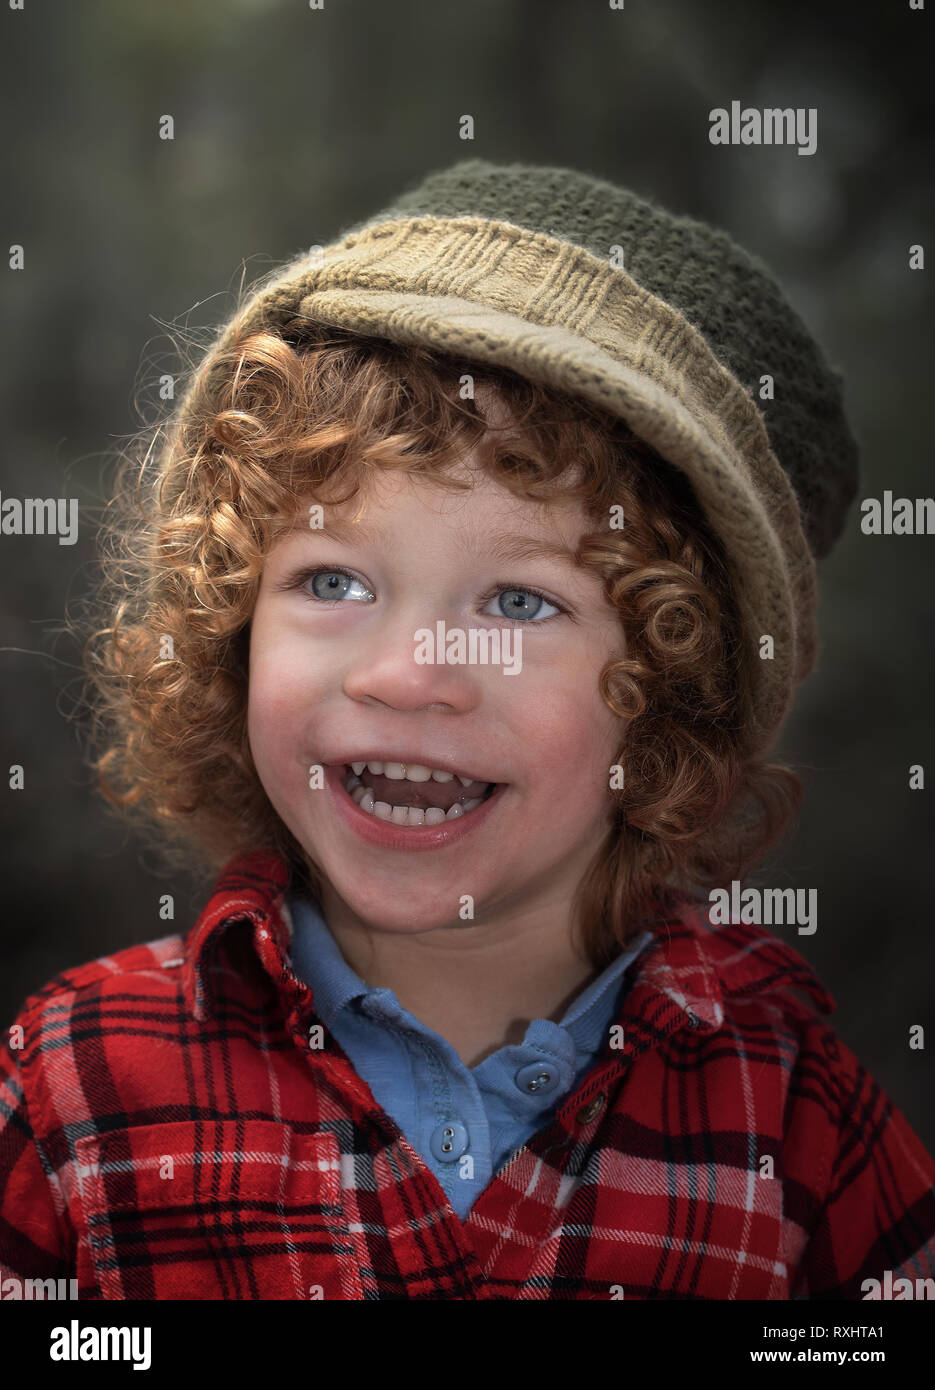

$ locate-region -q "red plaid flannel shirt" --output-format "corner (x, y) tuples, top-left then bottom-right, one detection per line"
(2, 849), (934, 1300)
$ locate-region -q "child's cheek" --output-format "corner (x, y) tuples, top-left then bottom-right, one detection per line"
(246, 659), (304, 775)
(533, 683), (622, 809)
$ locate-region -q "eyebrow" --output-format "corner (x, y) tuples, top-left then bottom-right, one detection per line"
(303, 517), (584, 571)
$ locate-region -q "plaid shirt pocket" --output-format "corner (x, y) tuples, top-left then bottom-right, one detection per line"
(74, 1120), (364, 1300)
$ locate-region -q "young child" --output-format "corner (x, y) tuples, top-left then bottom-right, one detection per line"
(3, 159), (934, 1301)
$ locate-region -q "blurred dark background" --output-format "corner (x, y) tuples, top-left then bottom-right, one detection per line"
(2, 0), (932, 1148)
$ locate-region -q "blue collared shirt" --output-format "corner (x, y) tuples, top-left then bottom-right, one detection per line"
(287, 893), (653, 1220)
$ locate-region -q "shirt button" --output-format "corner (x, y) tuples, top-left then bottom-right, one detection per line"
(576, 1093), (606, 1125)
(430, 1120), (469, 1163)
(515, 1062), (560, 1096)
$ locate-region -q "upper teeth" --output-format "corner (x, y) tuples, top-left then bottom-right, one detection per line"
(349, 760), (478, 787)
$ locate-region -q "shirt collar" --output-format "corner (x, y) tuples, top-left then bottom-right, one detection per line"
(286, 890), (654, 1046)
(181, 850), (837, 1042)
(181, 849), (295, 1022)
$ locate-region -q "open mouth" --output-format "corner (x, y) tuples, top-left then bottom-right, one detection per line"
(339, 760), (499, 828)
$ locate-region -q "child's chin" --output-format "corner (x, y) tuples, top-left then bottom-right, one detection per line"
(331, 884), (484, 933)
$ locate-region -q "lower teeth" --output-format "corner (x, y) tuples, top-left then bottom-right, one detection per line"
(342, 772), (487, 826)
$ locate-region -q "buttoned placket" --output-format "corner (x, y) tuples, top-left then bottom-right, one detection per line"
(253, 898), (705, 1225)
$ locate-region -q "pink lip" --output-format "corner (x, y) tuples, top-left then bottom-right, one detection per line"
(323, 763), (507, 853)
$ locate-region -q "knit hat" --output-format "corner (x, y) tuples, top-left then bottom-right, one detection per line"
(172, 158), (860, 759)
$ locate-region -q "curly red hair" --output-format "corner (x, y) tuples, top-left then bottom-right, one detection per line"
(76, 320), (801, 967)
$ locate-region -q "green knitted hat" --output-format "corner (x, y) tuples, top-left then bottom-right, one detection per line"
(172, 158), (860, 758)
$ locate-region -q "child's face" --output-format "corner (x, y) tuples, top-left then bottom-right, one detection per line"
(247, 452), (628, 940)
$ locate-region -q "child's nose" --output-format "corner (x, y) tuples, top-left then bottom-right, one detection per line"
(341, 619), (480, 713)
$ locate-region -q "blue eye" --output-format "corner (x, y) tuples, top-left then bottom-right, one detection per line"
(290, 568), (564, 622)
(306, 569), (373, 602)
(483, 589), (560, 622)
